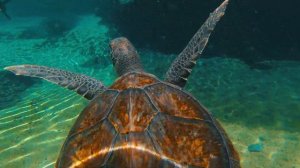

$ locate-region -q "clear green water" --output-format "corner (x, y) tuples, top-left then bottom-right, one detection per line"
(0, 16), (299, 168)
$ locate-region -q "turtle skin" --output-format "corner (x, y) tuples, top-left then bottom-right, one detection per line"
(55, 72), (240, 168)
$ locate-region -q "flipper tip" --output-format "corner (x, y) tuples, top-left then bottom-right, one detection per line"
(219, 0), (230, 10)
(4, 66), (14, 71)
(4, 65), (26, 75)
(4, 65), (18, 70)
(223, 0), (229, 4)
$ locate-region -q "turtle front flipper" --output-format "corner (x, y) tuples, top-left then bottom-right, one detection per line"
(4, 65), (107, 100)
(165, 0), (229, 87)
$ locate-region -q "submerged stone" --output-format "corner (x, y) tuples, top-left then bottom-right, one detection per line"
(248, 143), (264, 152)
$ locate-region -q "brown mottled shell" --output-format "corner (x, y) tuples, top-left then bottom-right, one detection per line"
(55, 72), (240, 168)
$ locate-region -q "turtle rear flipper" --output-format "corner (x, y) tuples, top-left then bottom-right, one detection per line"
(2, 11), (11, 20)
(3, 0), (11, 4)
(165, 0), (229, 87)
(0, 0), (11, 20)
(4, 65), (106, 100)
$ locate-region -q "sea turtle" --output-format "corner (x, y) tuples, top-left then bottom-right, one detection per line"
(5, 0), (240, 167)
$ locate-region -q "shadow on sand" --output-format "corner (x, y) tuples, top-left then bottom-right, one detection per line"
(0, 71), (40, 110)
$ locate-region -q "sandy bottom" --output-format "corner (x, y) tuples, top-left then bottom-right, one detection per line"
(0, 16), (299, 168)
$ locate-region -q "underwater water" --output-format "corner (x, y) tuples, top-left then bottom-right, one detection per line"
(0, 1), (300, 168)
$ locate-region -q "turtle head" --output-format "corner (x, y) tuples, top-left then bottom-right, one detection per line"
(109, 37), (143, 76)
